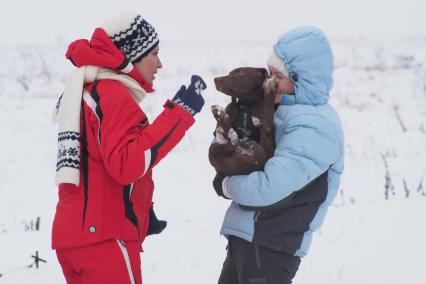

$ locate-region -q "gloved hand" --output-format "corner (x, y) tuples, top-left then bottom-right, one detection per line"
(147, 207), (167, 236)
(172, 75), (206, 116)
(213, 172), (230, 199)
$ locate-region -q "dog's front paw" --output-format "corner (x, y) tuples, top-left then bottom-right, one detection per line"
(211, 105), (229, 122)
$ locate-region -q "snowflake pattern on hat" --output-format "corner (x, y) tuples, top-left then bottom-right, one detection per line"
(104, 14), (159, 63)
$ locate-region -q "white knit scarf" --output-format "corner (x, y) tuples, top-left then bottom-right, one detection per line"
(53, 66), (147, 186)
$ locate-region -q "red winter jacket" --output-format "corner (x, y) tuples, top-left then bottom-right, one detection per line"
(52, 28), (195, 250)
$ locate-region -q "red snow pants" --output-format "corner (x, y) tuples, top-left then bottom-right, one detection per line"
(56, 240), (142, 284)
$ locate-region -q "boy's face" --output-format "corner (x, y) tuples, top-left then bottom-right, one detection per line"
(269, 67), (295, 95)
(134, 46), (163, 86)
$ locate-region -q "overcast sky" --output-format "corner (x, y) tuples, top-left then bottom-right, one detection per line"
(0, 0), (425, 46)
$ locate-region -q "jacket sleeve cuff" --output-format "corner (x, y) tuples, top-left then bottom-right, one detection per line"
(164, 100), (196, 126)
(222, 176), (232, 199)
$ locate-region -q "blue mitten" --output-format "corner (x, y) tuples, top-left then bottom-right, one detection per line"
(172, 75), (207, 115)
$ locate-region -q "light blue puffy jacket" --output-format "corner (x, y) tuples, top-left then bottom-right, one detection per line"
(220, 26), (344, 257)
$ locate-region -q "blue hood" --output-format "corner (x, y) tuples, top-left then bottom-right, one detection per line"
(274, 26), (334, 106)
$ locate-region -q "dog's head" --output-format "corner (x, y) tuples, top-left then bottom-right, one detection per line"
(214, 67), (268, 104)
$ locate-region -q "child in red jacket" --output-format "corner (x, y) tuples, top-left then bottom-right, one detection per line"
(52, 11), (206, 284)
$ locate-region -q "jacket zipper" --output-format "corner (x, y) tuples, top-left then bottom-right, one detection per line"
(254, 211), (260, 221)
(254, 244), (262, 270)
(253, 211), (262, 269)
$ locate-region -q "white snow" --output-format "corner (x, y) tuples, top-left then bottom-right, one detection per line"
(1, 35), (426, 283)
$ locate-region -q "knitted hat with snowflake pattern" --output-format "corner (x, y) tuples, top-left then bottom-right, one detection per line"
(101, 11), (159, 63)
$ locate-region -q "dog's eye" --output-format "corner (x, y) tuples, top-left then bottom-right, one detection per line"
(260, 70), (268, 78)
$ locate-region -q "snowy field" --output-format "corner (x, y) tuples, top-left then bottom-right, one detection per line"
(0, 36), (426, 283)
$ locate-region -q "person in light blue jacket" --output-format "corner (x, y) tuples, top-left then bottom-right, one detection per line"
(213, 26), (344, 284)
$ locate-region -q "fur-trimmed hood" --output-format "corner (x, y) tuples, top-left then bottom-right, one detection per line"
(275, 26), (334, 106)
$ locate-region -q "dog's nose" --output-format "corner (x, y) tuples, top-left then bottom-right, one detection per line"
(214, 77), (219, 84)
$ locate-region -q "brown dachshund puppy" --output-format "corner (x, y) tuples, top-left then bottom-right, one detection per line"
(209, 67), (278, 176)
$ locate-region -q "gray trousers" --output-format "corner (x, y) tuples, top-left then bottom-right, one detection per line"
(218, 236), (301, 284)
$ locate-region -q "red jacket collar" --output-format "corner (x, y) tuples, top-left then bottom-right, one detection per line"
(65, 28), (154, 93)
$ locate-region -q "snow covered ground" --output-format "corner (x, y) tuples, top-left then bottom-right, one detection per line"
(0, 36), (426, 283)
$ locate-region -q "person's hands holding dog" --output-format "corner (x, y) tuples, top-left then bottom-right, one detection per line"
(213, 172), (231, 199)
(173, 75), (207, 116)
